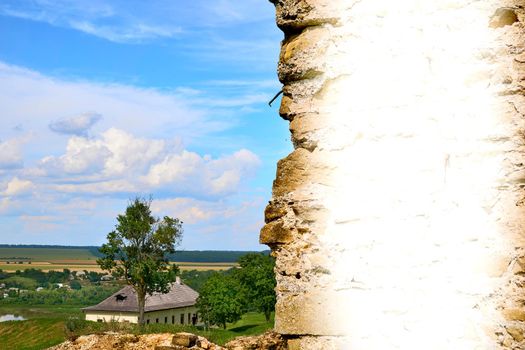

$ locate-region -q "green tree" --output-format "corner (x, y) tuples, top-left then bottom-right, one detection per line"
(235, 253), (276, 321)
(196, 273), (244, 329)
(97, 197), (183, 325)
(69, 280), (82, 290)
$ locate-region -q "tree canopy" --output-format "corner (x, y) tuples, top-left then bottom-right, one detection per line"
(235, 253), (276, 321)
(97, 197), (183, 325)
(196, 253), (276, 328)
(196, 273), (244, 329)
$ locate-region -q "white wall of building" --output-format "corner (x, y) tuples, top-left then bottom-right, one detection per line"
(144, 306), (200, 326)
(84, 305), (201, 325)
(85, 311), (138, 323)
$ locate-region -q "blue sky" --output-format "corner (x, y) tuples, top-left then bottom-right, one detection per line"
(0, 0), (289, 250)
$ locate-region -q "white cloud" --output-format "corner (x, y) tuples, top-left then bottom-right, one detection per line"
(101, 128), (169, 176)
(36, 128), (170, 177)
(68, 20), (182, 43)
(0, 136), (28, 169)
(0, 0), (274, 43)
(145, 148), (260, 196)
(151, 198), (217, 224)
(0, 61), (265, 144)
(49, 112), (102, 136)
(40, 136), (111, 175)
(150, 196), (261, 225)
(29, 128), (260, 198)
(2, 177), (35, 196)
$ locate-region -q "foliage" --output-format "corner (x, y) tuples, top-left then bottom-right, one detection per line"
(6, 268), (71, 285)
(69, 280), (82, 290)
(196, 273), (244, 329)
(85, 271), (104, 282)
(64, 316), (84, 339)
(0, 285), (120, 305)
(235, 253), (276, 321)
(179, 269), (217, 292)
(97, 197), (183, 325)
(167, 250), (269, 263)
(2, 276), (38, 290)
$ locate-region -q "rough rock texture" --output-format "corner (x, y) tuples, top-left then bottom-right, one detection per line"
(263, 0), (525, 349)
(47, 332), (225, 350)
(225, 331), (286, 350)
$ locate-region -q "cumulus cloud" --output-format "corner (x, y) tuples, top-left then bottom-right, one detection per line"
(38, 127), (168, 176)
(144, 148), (260, 196)
(3, 177), (35, 197)
(31, 128), (260, 198)
(49, 112), (102, 136)
(0, 136), (27, 169)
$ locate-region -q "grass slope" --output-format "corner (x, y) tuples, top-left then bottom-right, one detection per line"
(0, 305), (273, 350)
(0, 318), (65, 350)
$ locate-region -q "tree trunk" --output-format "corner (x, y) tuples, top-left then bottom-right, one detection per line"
(264, 310), (270, 322)
(137, 291), (146, 326)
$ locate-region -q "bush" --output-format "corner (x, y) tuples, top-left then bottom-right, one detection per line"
(69, 280), (82, 290)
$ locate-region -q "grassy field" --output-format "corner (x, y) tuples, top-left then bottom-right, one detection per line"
(0, 305), (83, 350)
(0, 305), (273, 350)
(0, 248), (96, 261)
(0, 247), (238, 272)
(0, 262), (236, 272)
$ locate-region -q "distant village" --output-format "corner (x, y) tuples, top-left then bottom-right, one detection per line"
(0, 267), (115, 300)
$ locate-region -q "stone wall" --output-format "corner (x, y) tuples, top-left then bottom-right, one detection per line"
(262, 0), (525, 348)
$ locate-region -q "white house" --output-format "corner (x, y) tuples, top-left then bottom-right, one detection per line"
(83, 278), (201, 326)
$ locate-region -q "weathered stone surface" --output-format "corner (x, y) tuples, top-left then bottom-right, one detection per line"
(506, 326), (524, 342)
(47, 333), (213, 350)
(278, 27), (327, 82)
(271, 0), (341, 31)
(286, 336), (346, 350)
(490, 8), (519, 28)
(271, 148), (331, 198)
(264, 201), (288, 223)
(503, 308), (525, 321)
(260, 219), (294, 245)
(172, 332), (197, 347)
(225, 330), (286, 350)
(275, 291), (348, 335)
(264, 0), (525, 348)
(196, 338), (213, 349)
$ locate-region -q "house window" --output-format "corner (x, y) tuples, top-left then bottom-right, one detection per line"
(180, 314), (184, 324)
(147, 319), (150, 324)
(188, 313), (191, 324)
(97, 319), (103, 322)
(172, 315), (175, 324)
(164, 316), (167, 324)
(156, 318), (159, 323)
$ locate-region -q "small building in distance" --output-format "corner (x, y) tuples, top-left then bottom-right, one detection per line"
(82, 278), (201, 325)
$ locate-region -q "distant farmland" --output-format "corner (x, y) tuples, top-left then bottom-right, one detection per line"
(0, 246), (265, 272)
